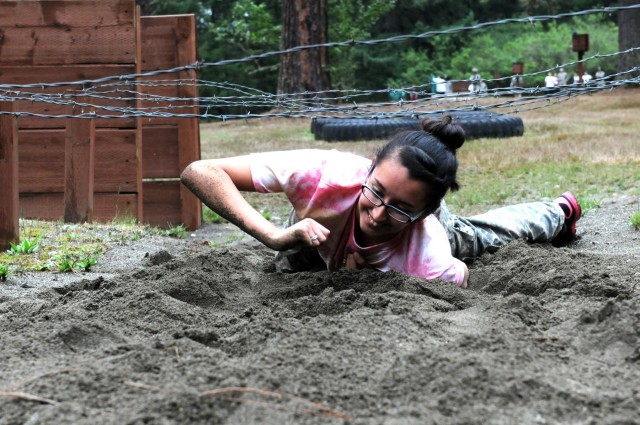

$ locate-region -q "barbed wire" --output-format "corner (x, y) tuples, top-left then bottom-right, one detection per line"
(0, 5), (638, 121)
(2, 74), (637, 121)
(1, 61), (637, 121)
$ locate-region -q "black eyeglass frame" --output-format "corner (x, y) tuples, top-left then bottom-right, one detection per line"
(360, 183), (429, 224)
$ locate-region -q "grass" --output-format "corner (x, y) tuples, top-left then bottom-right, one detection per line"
(161, 224), (188, 239)
(0, 264), (9, 281)
(203, 206), (225, 224)
(631, 211), (640, 230)
(0, 220), (177, 278)
(7, 232), (42, 255)
(1, 89), (639, 281)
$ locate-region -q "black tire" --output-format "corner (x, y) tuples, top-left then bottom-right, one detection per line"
(311, 112), (524, 142)
(320, 118), (420, 142)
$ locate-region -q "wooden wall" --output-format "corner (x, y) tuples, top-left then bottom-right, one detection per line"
(140, 15), (201, 230)
(0, 0), (201, 245)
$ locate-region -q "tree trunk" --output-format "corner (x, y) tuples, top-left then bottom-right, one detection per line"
(135, 0), (153, 16)
(277, 0), (331, 99)
(617, 1), (640, 79)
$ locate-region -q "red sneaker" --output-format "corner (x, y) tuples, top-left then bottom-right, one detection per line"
(552, 191), (582, 247)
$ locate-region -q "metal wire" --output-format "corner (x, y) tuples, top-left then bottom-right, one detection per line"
(0, 5), (637, 120)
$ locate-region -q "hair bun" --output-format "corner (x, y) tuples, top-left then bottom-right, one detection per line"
(419, 114), (465, 151)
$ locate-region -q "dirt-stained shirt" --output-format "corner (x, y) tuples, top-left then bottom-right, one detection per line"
(250, 149), (467, 286)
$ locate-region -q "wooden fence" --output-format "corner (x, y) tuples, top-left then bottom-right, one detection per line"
(0, 0), (201, 250)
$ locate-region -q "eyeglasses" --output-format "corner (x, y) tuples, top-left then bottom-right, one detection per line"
(360, 184), (428, 224)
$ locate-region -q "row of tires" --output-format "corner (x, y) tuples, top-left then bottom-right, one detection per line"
(310, 111), (524, 142)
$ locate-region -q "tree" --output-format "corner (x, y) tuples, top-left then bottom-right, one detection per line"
(135, 0), (153, 15)
(327, 0), (395, 90)
(617, 0), (640, 78)
(277, 0), (331, 98)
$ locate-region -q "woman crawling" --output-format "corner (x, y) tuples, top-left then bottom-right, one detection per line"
(181, 115), (581, 289)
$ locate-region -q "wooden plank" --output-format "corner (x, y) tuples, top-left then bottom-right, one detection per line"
(0, 27), (136, 66)
(0, 65), (137, 129)
(64, 106), (95, 223)
(94, 193), (138, 222)
(142, 126), (179, 178)
(139, 14), (200, 230)
(18, 193), (64, 220)
(140, 15), (197, 70)
(0, 101), (19, 250)
(134, 4), (144, 224)
(17, 130), (65, 193)
(19, 193), (138, 222)
(140, 16), (181, 71)
(0, 0), (135, 27)
(18, 129), (138, 193)
(139, 15), (198, 123)
(95, 129), (138, 193)
(178, 118), (201, 230)
(175, 15), (201, 231)
(175, 15), (198, 79)
(142, 181), (181, 228)
(0, 0), (136, 65)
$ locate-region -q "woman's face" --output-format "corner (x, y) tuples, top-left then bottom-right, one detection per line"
(356, 156), (430, 246)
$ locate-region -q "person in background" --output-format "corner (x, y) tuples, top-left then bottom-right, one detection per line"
(544, 72), (558, 88)
(444, 76), (453, 95)
(573, 73), (581, 85)
(510, 74), (524, 97)
(409, 86), (419, 101)
(433, 75), (447, 95)
(469, 67), (483, 93)
(582, 71), (592, 84)
(595, 67), (606, 87)
(556, 68), (568, 86)
(181, 116), (582, 289)
(388, 87), (407, 101)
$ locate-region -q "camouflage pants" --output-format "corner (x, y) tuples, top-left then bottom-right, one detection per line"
(435, 200), (565, 261)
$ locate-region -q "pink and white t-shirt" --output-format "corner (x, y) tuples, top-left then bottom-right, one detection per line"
(250, 149), (466, 286)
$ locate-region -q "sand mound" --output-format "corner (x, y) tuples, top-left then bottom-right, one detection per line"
(1, 234), (639, 424)
(2, 196), (639, 424)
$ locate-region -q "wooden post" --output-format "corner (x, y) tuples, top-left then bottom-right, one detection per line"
(578, 52), (584, 83)
(176, 15), (201, 231)
(572, 33), (589, 84)
(134, 4), (144, 224)
(64, 102), (95, 223)
(0, 101), (19, 250)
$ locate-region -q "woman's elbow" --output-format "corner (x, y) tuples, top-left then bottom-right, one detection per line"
(181, 161), (207, 192)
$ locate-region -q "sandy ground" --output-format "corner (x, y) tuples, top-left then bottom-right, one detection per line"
(1, 195), (639, 424)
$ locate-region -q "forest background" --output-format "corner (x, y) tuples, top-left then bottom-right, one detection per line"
(136, 0), (636, 105)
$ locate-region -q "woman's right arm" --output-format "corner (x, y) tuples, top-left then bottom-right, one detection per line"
(180, 157), (329, 251)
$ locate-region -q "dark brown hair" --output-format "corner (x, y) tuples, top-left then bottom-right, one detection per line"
(372, 114), (465, 214)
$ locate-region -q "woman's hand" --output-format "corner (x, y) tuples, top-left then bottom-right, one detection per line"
(343, 252), (369, 270)
(269, 218), (330, 252)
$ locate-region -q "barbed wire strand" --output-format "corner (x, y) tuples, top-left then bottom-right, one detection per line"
(0, 5), (638, 121)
